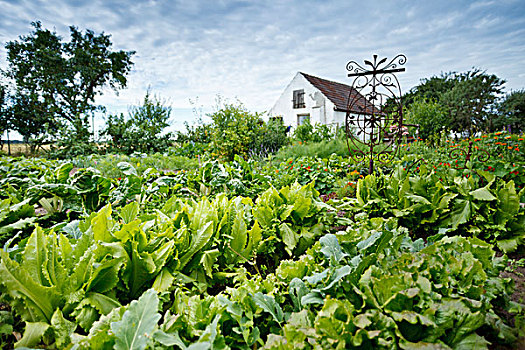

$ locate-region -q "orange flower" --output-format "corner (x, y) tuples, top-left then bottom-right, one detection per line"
(482, 135), (488, 138)
(519, 138), (524, 141)
(275, 169), (279, 173)
(505, 136), (511, 139)
(516, 148), (520, 151)
(495, 132), (502, 135)
(494, 137), (498, 139)
(474, 138), (481, 142)
(508, 146), (513, 149)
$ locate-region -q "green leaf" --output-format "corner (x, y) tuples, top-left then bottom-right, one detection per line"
(51, 309), (76, 348)
(200, 249), (220, 278)
(84, 292), (121, 315)
(179, 221), (214, 269)
(91, 205), (115, 243)
(453, 333), (489, 350)
(252, 292), (284, 324)
(319, 234), (346, 264)
(448, 199), (471, 229)
(469, 187), (496, 201)
(230, 209), (247, 254)
(152, 268), (175, 292)
(153, 330), (187, 348)
(111, 289), (161, 350)
(54, 162), (73, 183)
(14, 322), (49, 349)
(86, 258), (125, 293)
(289, 278), (309, 312)
(21, 226), (47, 285)
(496, 237), (521, 253)
(0, 249), (61, 322)
(120, 202), (140, 224)
(280, 222), (298, 255)
(118, 162), (138, 176)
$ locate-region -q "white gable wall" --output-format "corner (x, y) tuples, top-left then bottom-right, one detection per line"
(269, 72), (371, 140)
(269, 73), (343, 130)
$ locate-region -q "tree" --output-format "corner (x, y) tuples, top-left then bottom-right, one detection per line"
(399, 69), (505, 137)
(405, 98), (448, 141)
(3, 22), (134, 152)
(209, 102), (263, 160)
(102, 91), (173, 154)
(495, 90), (525, 133)
(442, 69), (504, 135)
(0, 84), (6, 148)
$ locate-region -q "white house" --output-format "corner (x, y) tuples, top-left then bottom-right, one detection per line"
(268, 72), (377, 139)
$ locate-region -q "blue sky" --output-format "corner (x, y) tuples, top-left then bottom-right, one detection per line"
(1, 0), (524, 135)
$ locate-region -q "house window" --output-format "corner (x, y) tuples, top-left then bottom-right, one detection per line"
(297, 114), (310, 126)
(292, 89), (305, 108)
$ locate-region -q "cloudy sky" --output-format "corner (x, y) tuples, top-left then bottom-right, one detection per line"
(1, 0), (524, 133)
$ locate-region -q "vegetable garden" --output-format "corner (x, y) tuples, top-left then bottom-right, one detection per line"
(0, 131), (524, 349)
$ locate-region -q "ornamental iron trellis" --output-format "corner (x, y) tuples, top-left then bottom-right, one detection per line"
(345, 54), (412, 174)
(449, 140), (491, 170)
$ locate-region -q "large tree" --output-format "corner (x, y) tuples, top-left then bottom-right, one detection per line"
(3, 22), (134, 151)
(401, 69), (505, 137)
(0, 83), (7, 150)
(442, 69), (504, 135)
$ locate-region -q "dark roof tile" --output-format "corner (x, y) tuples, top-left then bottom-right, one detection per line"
(300, 72), (378, 114)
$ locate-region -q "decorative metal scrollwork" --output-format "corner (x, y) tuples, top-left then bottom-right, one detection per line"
(449, 141), (490, 170)
(345, 54), (408, 174)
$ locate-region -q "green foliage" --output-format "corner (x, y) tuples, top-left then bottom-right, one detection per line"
(349, 165), (525, 252)
(496, 89), (525, 133)
(273, 138), (350, 162)
(209, 102), (263, 161)
(103, 91), (173, 154)
(293, 121), (313, 142)
(0, 133), (524, 349)
(401, 69), (506, 137)
(442, 69), (505, 135)
(3, 21), (134, 154)
(254, 118), (289, 156)
(405, 98), (448, 141)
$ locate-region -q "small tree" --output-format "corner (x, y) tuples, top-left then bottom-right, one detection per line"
(405, 98), (448, 141)
(209, 102), (262, 160)
(103, 91), (173, 154)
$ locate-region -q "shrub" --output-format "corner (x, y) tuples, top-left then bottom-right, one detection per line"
(209, 102), (263, 161)
(102, 90), (173, 154)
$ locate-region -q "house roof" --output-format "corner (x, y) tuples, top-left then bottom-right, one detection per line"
(300, 72), (377, 114)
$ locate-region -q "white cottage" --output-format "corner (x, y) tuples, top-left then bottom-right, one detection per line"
(269, 72), (375, 137)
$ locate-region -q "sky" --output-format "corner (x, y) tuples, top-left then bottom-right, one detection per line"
(1, 0), (524, 136)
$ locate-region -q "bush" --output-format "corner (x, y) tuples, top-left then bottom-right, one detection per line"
(209, 102), (262, 161)
(102, 90), (173, 154)
(253, 118), (289, 157)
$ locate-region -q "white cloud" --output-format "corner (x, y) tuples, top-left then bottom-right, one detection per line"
(0, 0), (524, 134)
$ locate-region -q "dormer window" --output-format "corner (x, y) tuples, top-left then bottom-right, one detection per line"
(292, 89), (305, 108)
